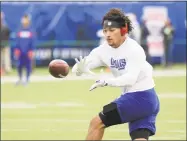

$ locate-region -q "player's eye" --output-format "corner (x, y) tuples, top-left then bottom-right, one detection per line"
(103, 29), (107, 33)
(109, 29), (115, 32)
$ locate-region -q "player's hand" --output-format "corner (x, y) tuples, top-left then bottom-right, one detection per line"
(74, 56), (95, 76)
(89, 79), (108, 91)
(28, 51), (33, 60)
(14, 49), (20, 60)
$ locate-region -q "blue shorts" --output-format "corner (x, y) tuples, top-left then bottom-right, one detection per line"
(113, 88), (160, 136)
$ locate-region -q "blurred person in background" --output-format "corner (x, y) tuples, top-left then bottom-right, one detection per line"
(140, 18), (151, 64)
(14, 14), (35, 85)
(161, 18), (174, 67)
(127, 13), (141, 44)
(1, 11), (12, 74)
(97, 29), (105, 44)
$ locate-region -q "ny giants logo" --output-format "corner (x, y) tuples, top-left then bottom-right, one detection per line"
(110, 58), (126, 70)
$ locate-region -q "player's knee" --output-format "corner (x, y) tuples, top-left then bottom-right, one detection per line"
(130, 128), (151, 141)
(89, 116), (105, 130)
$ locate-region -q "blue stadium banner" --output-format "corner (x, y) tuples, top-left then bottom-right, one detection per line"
(2, 1), (186, 67)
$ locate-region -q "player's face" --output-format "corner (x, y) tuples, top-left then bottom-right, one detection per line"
(103, 27), (123, 48)
(22, 17), (30, 27)
(1, 12), (3, 20)
(1, 12), (4, 24)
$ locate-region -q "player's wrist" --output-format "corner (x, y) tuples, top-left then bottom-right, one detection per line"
(76, 70), (83, 76)
(102, 80), (108, 86)
(104, 82), (108, 86)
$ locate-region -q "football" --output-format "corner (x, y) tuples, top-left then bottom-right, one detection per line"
(48, 59), (69, 78)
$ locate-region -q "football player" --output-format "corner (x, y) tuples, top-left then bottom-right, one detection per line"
(72, 8), (160, 140)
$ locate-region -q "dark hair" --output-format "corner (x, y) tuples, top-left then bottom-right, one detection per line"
(102, 8), (133, 33)
(23, 14), (29, 19)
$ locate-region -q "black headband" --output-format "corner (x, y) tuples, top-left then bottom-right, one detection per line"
(103, 20), (122, 28)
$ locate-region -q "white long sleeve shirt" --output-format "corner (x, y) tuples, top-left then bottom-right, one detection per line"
(73, 37), (155, 94)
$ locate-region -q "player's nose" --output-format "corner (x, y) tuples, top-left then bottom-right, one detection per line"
(107, 35), (112, 39)
(106, 33), (111, 38)
(104, 31), (111, 39)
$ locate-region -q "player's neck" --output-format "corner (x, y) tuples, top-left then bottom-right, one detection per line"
(114, 36), (127, 48)
(23, 24), (30, 29)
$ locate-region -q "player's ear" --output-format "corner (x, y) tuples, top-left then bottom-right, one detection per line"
(120, 24), (128, 36)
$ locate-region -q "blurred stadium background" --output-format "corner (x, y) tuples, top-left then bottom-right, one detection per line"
(1, 1), (186, 140)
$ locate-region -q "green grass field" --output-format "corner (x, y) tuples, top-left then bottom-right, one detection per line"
(1, 66), (186, 140)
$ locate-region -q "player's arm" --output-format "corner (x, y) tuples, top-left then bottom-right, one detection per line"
(28, 30), (36, 59)
(14, 31), (21, 59)
(72, 46), (104, 75)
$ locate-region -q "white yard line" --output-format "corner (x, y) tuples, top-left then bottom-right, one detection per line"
(158, 94), (186, 99)
(1, 118), (89, 123)
(110, 136), (186, 140)
(150, 136), (185, 140)
(2, 110), (94, 114)
(2, 118), (186, 124)
(1, 69), (186, 84)
(1, 128), (88, 132)
(1, 102), (85, 109)
(166, 120), (186, 123)
(1, 128), (185, 133)
(167, 130), (186, 133)
(1, 93), (186, 109)
(1, 128), (186, 140)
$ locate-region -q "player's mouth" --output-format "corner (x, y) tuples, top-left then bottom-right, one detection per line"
(107, 39), (112, 42)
